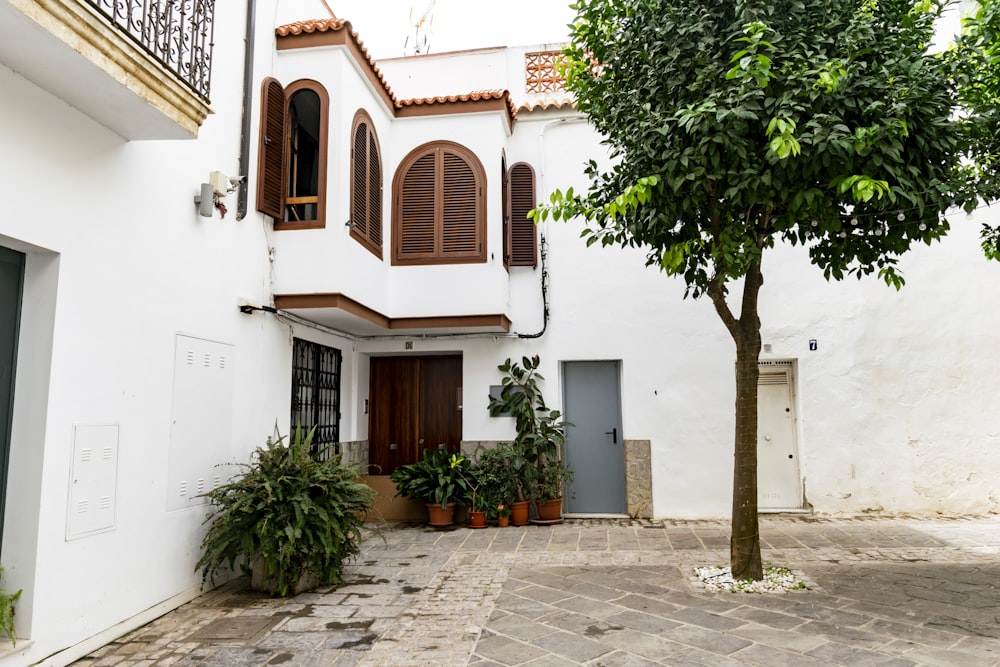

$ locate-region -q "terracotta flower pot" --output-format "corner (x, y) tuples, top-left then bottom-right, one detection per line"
(426, 502), (456, 528)
(534, 497), (563, 523)
(497, 515), (510, 527)
(468, 510), (487, 529)
(511, 500), (530, 526)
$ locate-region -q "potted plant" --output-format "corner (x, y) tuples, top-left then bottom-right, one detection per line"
(0, 563), (21, 646)
(532, 459), (574, 523)
(196, 426), (376, 597)
(488, 355), (572, 521)
(495, 503), (512, 527)
(390, 449), (473, 528)
(473, 444), (520, 523)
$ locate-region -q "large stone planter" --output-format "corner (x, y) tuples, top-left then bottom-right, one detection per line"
(251, 557), (319, 596)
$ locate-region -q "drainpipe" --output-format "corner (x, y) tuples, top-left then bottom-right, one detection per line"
(236, 0), (257, 220)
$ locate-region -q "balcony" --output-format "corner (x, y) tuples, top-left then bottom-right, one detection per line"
(0, 0), (214, 139)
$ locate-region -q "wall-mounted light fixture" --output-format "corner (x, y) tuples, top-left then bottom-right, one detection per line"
(193, 182), (214, 218)
(194, 171), (245, 219)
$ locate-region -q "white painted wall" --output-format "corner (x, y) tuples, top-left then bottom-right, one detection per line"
(0, 2), (331, 663)
(3, 4), (1000, 666)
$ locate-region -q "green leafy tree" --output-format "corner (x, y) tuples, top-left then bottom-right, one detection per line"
(534, 0), (999, 579)
(955, 0), (1000, 257)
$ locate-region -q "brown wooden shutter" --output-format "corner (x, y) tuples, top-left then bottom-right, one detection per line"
(398, 151), (437, 260)
(501, 153), (510, 268)
(368, 130), (382, 247)
(351, 122), (368, 238)
(441, 150), (480, 258)
(256, 78), (286, 219)
(508, 162), (537, 267)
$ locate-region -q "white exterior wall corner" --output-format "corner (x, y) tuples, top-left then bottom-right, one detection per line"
(0, 2), (312, 664)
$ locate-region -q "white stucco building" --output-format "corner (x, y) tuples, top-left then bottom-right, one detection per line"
(0, 0), (997, 664)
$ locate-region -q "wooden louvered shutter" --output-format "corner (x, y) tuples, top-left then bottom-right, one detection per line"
(351, 122), (368, 238)
(368, 130), (382, 247)
(397, 151), (437, 260)
(441, 150), (480, 259)
(508, 163), (537, 267)
(256, 78), (286, 219)
(350, 113), (383, 256)
(501, 153), (510, 268)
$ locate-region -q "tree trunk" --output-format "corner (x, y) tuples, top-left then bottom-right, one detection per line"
(709, 258), (765, 581)
(730, 320), (763, 580)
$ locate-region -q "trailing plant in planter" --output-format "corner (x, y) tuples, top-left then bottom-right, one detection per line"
(196, 426), (376, 597)
(0, 563), (21, 646)
(488, 355), (573, 505)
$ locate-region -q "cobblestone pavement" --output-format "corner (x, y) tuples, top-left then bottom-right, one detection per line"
(75, 516), (1000, 666)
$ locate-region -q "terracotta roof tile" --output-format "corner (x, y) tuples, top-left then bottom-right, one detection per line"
(519, 99), (577, 112)
(275, 19), (398, 106)
(396, 90), (518, 120)
(275, 22), (518, 125)
(275, 18), (347, 35)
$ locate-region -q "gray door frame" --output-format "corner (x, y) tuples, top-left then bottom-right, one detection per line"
(562, 360), (626, 514)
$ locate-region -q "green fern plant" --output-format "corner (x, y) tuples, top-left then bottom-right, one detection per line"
(0, 563), (21, 646)
(196, 426), (376, 597)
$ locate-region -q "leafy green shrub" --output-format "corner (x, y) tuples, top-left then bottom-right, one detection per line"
(390, 448), (473, 509)
(0, 563), (20, 646)
(196, 426), (376, 597)
(474, 444), (520, 517)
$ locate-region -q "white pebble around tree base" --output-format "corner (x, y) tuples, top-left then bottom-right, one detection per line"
(693, 564), (807, 593)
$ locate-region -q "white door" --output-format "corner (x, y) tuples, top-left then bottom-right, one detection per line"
(757, 361), (802, 509)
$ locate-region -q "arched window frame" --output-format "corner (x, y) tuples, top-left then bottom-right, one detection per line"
(391, 141), (487, 266)
(349, 109), (383, 258)
(255, 77), (329, 230)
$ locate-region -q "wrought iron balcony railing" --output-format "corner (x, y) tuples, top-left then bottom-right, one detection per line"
(84, 0), (215, 102)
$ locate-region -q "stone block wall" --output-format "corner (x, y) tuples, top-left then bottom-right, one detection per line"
(339, 440), (369, 470)
(625, 439), (652, 518)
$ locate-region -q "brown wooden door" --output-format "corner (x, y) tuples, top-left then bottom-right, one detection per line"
(368, 355), (461, 475)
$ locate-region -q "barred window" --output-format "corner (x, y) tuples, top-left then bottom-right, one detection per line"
(290, 338), (341, 459)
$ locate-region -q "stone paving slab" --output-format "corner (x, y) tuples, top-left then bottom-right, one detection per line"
(73, 516), (1000, 666)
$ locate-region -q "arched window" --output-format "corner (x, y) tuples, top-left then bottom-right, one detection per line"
(256, 77), (329, 230)
(350, 110), (382, 257)
(507, 162), (538, 267)
(392, 141), (486, 265)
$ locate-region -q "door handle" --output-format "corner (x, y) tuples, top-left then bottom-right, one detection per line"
(605, 428), (617, 444)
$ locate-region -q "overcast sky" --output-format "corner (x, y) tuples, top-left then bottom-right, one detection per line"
(329, 1), (576, 59)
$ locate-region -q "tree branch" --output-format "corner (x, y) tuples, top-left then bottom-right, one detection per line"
(708, 279), (739, 340)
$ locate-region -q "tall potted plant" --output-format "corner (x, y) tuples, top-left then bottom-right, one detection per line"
(474, 444), (521, 524)
(196, 426), (376, 597)
(488, 355), (572, 522)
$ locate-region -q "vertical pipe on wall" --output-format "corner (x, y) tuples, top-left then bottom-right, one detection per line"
(236, 0), (257, 220)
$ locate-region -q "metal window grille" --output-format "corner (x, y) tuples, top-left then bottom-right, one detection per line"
(291, 338), (342, 460)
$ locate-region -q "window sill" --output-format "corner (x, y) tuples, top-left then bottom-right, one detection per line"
(274, 220), (325, 231)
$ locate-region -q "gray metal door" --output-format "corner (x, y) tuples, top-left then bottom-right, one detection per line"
(563, 361), (625, 514)
(0, 247), (25, 552)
